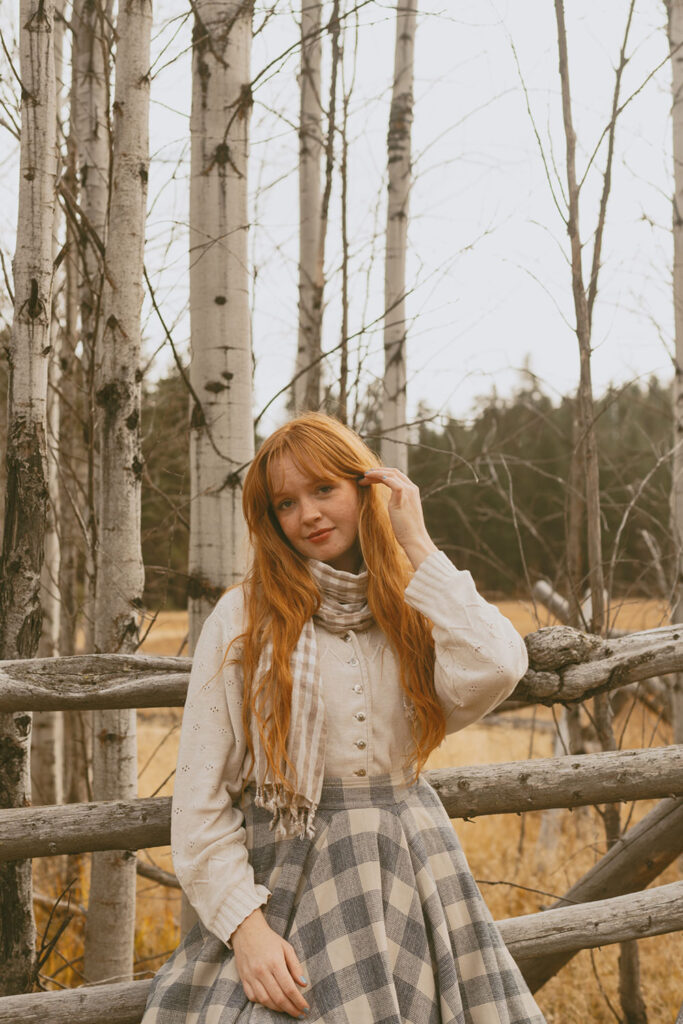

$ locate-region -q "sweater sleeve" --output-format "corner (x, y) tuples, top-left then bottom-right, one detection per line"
(404, 549), (528, 734)
(171, 589), (270, 944)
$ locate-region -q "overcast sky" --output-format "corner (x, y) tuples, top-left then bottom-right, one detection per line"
(0, 1), (674, 432)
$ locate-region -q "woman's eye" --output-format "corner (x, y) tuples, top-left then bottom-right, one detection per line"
(277, 499), (293, 510)
(318, 484), (334, 494)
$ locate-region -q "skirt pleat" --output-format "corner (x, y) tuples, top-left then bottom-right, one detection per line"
(142, 773), (546, 1024)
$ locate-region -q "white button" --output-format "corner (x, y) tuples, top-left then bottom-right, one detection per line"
(355, 739), (366, 749)
(355, 712), (366, 722)
(349, 657), (358, 667)
(354, 768), (367, 777)
(353, 684), (363, 694)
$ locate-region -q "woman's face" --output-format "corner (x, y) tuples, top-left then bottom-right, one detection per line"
(270, 454), (362, 573)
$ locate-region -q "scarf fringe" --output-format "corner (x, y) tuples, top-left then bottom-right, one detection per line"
(255, 784), (318, 840)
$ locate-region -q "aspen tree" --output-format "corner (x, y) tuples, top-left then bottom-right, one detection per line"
(381, 0), (417, 474)
(72, 0), (114, 655)
(668, 0), (683, 747)
(82, 0), (152, 984)
(294, 0), (322, 412)
(188, 0), (254, 653)
(0, 0), (57, 995)
(59, 26), (94, 898)
(32, 0), (67, 809)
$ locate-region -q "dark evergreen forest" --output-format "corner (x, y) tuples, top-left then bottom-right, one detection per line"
(141, 371), (672, 608)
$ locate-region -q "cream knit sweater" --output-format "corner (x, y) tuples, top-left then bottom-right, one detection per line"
(171, 550), (528, 944)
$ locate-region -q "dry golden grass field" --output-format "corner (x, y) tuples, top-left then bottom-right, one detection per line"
(34, 598), (682, 1022)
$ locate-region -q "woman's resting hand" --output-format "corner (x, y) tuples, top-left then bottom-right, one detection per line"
(231, 907), (310, 1019)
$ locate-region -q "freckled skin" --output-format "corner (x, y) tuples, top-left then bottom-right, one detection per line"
(271, 455), (362, 573)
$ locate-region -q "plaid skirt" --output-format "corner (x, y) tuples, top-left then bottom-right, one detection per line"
(142, 772), (546, 1024)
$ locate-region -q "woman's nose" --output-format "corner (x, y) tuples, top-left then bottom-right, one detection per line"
(300, 498), (322, 522)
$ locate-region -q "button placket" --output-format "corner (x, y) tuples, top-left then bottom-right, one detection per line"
(346, 630), (369, 775)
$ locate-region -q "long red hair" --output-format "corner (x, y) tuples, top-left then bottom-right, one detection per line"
(239, 412), (445, 792)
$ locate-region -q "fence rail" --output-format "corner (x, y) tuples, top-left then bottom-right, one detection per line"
(1, 745), (681, 861)
(1, 622), (682, 711)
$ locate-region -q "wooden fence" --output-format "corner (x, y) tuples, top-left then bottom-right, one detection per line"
(0, 620), (682, 1022)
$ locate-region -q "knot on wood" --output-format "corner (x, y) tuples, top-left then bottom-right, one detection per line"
(222, 470), (242, 492)
(525, 625), (602, 672)
(238, 83), (253, 119)
(14, 714), (32, 739)
(187, 574), (224, 604)
(95, 379), (129, 414)
(215, 143), (230, 166)
(22, 278), (46, 321)
(97, 729), (123, 743)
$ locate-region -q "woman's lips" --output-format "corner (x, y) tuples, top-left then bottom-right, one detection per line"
(308, 528), (333, 542)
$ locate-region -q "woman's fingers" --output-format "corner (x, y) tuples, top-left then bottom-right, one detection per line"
(270, 960), (310, 1016)
(358, 466), (437, 569)
(283, 941), (309, 988)
(240, 940), (309, 1018)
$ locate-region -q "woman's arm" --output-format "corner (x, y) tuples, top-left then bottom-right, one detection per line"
(171, 591), (270, 942)
(360, 467), (527, 732)
(404, 549), (528, 732)
(174, 591), (310, 1018)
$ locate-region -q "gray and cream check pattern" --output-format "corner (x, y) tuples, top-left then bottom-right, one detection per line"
(143, 773), (546, 1023)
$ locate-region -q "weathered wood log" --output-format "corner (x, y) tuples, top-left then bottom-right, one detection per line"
(2, 882), (682, 1023)
(136, 859), (180, 889)
(1, 748), (681, 860)
(2, 625), (683, 712)
(525, 622), (683, 673)
(428, 745), (683, 819)
(522, 795), (683, 990)
(524, 624), (602, 670)
(0, 798), (171, 860)
(513, 638), (683, 705)
(531, 580), (570, 624)
(0, 979), (152, 1024)
(499, 880), (683, 960)
(477, 713), (557, 733)
(0, 653), (189, 710)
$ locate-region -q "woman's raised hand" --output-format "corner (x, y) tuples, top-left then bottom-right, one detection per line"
(231, 908), (309, 1019)
(359, 467), (438, 569)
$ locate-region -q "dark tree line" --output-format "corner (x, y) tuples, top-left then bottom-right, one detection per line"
(411, 376), (670, 599)
(0, 355), (671, 609)
(140, 369), (671, 607)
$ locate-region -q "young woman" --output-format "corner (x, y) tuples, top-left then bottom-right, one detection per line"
(142, 412), (546, 1023)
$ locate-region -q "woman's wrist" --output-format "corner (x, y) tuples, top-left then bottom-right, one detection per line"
(231, 906), (265, 944)
(402, 536), (438, 570)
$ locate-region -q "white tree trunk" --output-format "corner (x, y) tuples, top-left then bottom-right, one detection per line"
(82, 0), (152, 986)
(293, 0), (322, 413)
(72, 0), (113, 655)
(668, 0), (683, 746)
(60, 51), (93, 899)
(0, 0), (57, 995)
(33, 0), (66, 808)
(188, 0), (255, 654)
(381, 1), (417, 473)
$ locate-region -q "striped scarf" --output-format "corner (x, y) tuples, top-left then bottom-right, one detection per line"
(253, 558), (374, 839)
